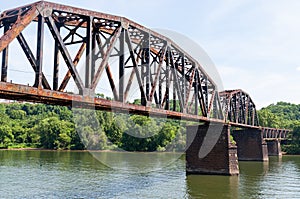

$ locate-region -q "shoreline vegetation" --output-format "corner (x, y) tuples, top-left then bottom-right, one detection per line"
(0, 101), (299, 154)
(0, 101), (186, 152)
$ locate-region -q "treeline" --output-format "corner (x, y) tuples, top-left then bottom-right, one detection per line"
(258, 102), (300, 154)
(1, 100), (299, 153)
(0, 102), (186, 151)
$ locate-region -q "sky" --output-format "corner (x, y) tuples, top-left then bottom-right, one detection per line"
(1, 0), (300, 109)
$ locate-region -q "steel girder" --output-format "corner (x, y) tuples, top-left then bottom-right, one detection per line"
(0, 1), (223, 120)
(262, 127), (289, 140)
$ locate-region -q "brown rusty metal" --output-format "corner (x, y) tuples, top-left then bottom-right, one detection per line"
(149, 44), (166, 102)
(207, 90), (215, 117)
(95, 33), (118, 100)
(169, 48), (184, 111)
(220, 89), (259, 126)
(184, 67), (195, 110)
(34, 14), (44, 88)
(90, 27), (122, 90)
(58, 42), (86, 92)
(0, 1), (289, 136)
(0, 4), (39, 52)
(16, 33), (51, 89)
(124, 30), (147, 103)
(261, 127), (290, 140)
(1, 25), (9, 82)
(45, 15), (84, 93)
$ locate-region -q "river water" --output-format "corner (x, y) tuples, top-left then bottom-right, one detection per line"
(0, 150), (300, 199)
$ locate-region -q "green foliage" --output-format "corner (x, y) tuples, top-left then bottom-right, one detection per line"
(258, 102), (300, 154)
(258, 109), (280, 128)
(0, 125), (13, 148)
(0, 101), (186, 151)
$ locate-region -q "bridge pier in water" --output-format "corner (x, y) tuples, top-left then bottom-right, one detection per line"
(266, 139), (282, 156)
(231, 128), (269, 161)
(186, 123), (239, 176)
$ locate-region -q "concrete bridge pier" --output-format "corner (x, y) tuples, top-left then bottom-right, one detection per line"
(186, 123), (239, 175)
(231, 128), (269, 161)
(266, 139), (282, 156)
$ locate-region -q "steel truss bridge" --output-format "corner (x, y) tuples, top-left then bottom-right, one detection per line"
(0, 1), (288, 139)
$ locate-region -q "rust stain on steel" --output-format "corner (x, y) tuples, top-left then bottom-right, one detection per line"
(58, 42), (86, 92)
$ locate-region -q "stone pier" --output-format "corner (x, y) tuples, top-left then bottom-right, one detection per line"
(231, 128), (268, 161)
(266, 139), (282, 156)
(186, 123), (239, 175)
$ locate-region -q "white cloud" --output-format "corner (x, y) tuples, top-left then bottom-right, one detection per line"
(297, 67), (300, 71)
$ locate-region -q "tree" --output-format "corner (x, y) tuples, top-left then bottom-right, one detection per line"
(0, 125), (13, 148)
(258, 108), (280, 128)
(37, 117), (73, 149)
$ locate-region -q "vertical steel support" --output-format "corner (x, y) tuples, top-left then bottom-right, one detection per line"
(205, 76), (208, 111)
(141, 33), (150, 106)
(181, 54), (186, 112)
(53, 24), (60, 90)
(91, 27), (96, 82)
(34, 15), (44, 88)
(159, 70), (162, 106)
(85, 17), (93, 88)
(145, 33), (150, 102)
(165, 49), (170, 110)
(1, 25), (9, 82)
(119, 28), (125, 102)
(173, 76), (176, 111)
(194, 69), (199, 115)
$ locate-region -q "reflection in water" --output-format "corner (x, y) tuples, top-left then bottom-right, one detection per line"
(186, 175), (239, 199)
(238, 161), (269, 198)
(90, 151), (184, 173)
(1, 151), (300, 198)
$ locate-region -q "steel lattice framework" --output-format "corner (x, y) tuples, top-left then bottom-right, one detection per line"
(0, 1), (290, 137)
(219, 89), (259, 126)
(0, 1), (223, 121)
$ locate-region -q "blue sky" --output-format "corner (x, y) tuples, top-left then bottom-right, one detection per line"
(1, 0), (300, 108)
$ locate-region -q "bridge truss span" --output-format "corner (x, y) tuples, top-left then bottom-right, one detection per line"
(219, 89), (259, 126)
(0, 1), (224, 120)
(0, 1), (291, 137)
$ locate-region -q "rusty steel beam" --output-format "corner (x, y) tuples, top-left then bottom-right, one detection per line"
(45, 15), (85, 93)
(90, 27), (122, 91)
(34, 14), (44, 88)
(58, 42), (86, 92)
(0, 4), (39, 52)
(53, 23), (61, 91)
(169, 49), (184, 112)
(124, 30), (147, 103)
(94, 34), (118, 100)
(1, 25), (9, 82)
(119, 28), (125, 102)
(17, 33), (51, 89)
(85, 16), (93, 88)
(149, 44), (167, 102)
(184, 67), (195, 110)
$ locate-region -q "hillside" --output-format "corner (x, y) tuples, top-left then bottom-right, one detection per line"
(258, 102), (300, 154)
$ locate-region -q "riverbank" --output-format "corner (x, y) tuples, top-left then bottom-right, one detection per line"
(0, 147), (185, 154)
